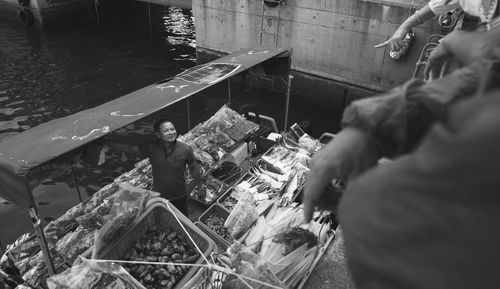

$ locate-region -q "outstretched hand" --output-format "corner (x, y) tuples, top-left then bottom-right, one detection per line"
(374, 27), (408, 51)
(303, 128), (380, 222)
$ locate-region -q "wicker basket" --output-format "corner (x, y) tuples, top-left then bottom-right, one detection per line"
(93, 198), (216, 289)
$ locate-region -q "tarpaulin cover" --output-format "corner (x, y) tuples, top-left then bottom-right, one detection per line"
(0, 46), (290, 209)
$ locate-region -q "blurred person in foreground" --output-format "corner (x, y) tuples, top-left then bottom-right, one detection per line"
(106, 119), (204, 216)
(304, 26), (500, 289)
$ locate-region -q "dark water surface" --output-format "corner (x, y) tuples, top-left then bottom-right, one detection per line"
(0, 4), (199, 246)
(0, 3), (337, 247)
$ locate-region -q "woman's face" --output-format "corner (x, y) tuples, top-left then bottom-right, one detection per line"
(157, 121), (177, 142)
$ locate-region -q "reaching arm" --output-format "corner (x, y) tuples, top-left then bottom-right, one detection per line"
(303, 127), (380, 222)
(374, 4), (435, 50)
(302, 62), (495, 223)
(186, 148), (203, 188)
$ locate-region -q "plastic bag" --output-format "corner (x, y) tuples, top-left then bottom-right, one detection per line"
(224, 192), (259, 240)
(51, 203), (84, 234)
(76, 195), (115, 230)
(47, 257), (145, 289)
(92, 183), (158, 259)
(297, 134), (322, 155)
(55, 226), (95, 264)
(22, 262), (47, 288)
(83, 183), (120, 214)
(222, 253), (285, 289)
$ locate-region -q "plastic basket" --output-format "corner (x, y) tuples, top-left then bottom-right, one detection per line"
(195, 222), (229, 253)
(93, 199), (215, 289)
(189, 176), (231, 207)
(197, 204), (232, 247)
(209, 162), (241, 185)
(216, 187), (238, 213)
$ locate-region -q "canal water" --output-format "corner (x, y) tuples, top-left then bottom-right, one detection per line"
(0, 2), (337, 247)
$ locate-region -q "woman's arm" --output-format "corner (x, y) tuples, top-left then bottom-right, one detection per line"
(375, 4), (436, 50)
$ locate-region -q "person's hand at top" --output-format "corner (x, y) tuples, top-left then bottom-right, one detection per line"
(374, 25), (410, 51)
(195, 184), (207, 200)
(303, 128), (380, 223)
(375, 5), (435, 50)
(424, 28), (500, 80)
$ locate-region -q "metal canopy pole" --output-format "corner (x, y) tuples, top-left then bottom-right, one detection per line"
(147, 2), (153, 40)
(284, 74), (293, 131)
(29, 208), (55, 276)
(94, 0), (100, 29)
(186, 97), (191, 131)
(26, 183), (56, 276)
(70, 167), (83, 203)
(227, 78), (232, 108)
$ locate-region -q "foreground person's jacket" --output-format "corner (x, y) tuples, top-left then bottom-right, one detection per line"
(338, 59), (500, 289)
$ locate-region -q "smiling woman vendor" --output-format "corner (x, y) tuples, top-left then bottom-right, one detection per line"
(105, 119), (204, 216)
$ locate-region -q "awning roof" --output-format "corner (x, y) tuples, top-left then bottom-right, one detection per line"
(0, 46), (290, 209)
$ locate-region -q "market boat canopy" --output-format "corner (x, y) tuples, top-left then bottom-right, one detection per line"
(0, 46), (292, 210)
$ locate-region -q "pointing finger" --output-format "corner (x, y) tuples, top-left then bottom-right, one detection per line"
(374, 40), (390, 48)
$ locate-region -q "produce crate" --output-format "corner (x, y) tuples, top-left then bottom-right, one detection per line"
(189, 176), (230, 207)
(194, 222), (229, 253)
(209, 162), (241, 186)
(217, 187), (238, 213)
(92, 199), (215, 289)
(197, 204), (232, 248)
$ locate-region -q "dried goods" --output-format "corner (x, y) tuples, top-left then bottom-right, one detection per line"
(121, 226), (199, 288)
(224, 119), (258, 142)
(262, 141), (311, 174)
(273, 227), (317, 255)
(204, 213), (231, 242)
(191, 175), (230, 204)
(210, 131), (235, 151)
(220, 191), (238, 212)
(76, 197), (114, 229)
(203, 105), (246, 131)
(83, 184), (120, 214)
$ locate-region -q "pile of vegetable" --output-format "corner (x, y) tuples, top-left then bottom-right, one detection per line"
(203, 212), (231, 243)
(122, 227), (200, 289)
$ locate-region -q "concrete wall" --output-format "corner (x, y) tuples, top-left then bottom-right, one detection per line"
(193, 0), (449, 105)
